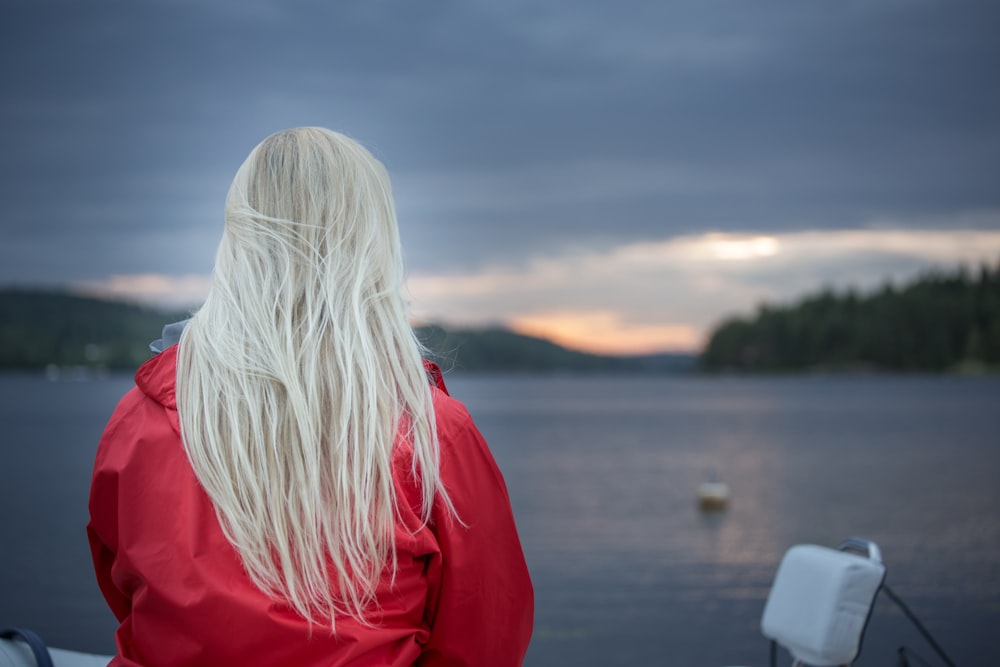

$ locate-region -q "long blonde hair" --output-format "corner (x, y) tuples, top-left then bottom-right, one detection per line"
(176, 127), (443, 629)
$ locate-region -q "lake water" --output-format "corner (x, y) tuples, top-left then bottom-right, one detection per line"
(1, 372), (998, 665)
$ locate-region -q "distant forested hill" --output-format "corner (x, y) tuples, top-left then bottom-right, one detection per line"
(416, 324), (694, 373)
(0, 288), (694, 373)
(700, 262), (1000, 373)
(0, 289), (191, 370)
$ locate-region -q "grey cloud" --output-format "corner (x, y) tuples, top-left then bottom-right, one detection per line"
(1, 0), (998, 284)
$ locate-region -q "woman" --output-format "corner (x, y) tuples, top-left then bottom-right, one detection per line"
(88, 128), (534, 666)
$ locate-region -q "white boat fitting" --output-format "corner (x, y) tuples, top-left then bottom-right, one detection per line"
(760, 539), (886, 666)
(0, 629), (111, 667)
(725, 537), (955, 667)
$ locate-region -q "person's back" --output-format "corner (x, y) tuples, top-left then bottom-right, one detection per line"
(87, 128), (534, 666)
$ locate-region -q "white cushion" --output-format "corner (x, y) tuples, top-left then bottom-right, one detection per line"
(760, 544), (885, 666)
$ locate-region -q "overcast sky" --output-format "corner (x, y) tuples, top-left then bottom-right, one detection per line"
(2, 0), (999, 353)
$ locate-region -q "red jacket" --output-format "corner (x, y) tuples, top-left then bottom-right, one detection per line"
(88, 345), (534, 666)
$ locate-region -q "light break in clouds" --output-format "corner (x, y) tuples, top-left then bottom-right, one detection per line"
(79, 228), (1000, 355)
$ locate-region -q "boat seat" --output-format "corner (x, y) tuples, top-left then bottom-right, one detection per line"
(759, 541), (886, 666)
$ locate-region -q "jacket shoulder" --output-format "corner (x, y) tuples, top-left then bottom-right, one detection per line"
(430, 387), (476, 434)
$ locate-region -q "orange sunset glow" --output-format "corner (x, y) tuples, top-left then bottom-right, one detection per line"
(510, 312), (701, 355)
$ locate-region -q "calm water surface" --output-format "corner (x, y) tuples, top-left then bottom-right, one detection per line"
(1, 372), (998, 665)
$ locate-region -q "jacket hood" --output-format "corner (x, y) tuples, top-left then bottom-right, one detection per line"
(135, 344), (178, 411)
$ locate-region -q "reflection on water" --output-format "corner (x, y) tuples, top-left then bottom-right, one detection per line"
(1, 373), (998, 665)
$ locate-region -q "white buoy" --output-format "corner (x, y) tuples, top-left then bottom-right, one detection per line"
(697, 481), (730, 511)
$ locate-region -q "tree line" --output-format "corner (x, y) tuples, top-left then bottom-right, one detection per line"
(8, 263), (995, 376)
(699, 261), (1000, 373)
